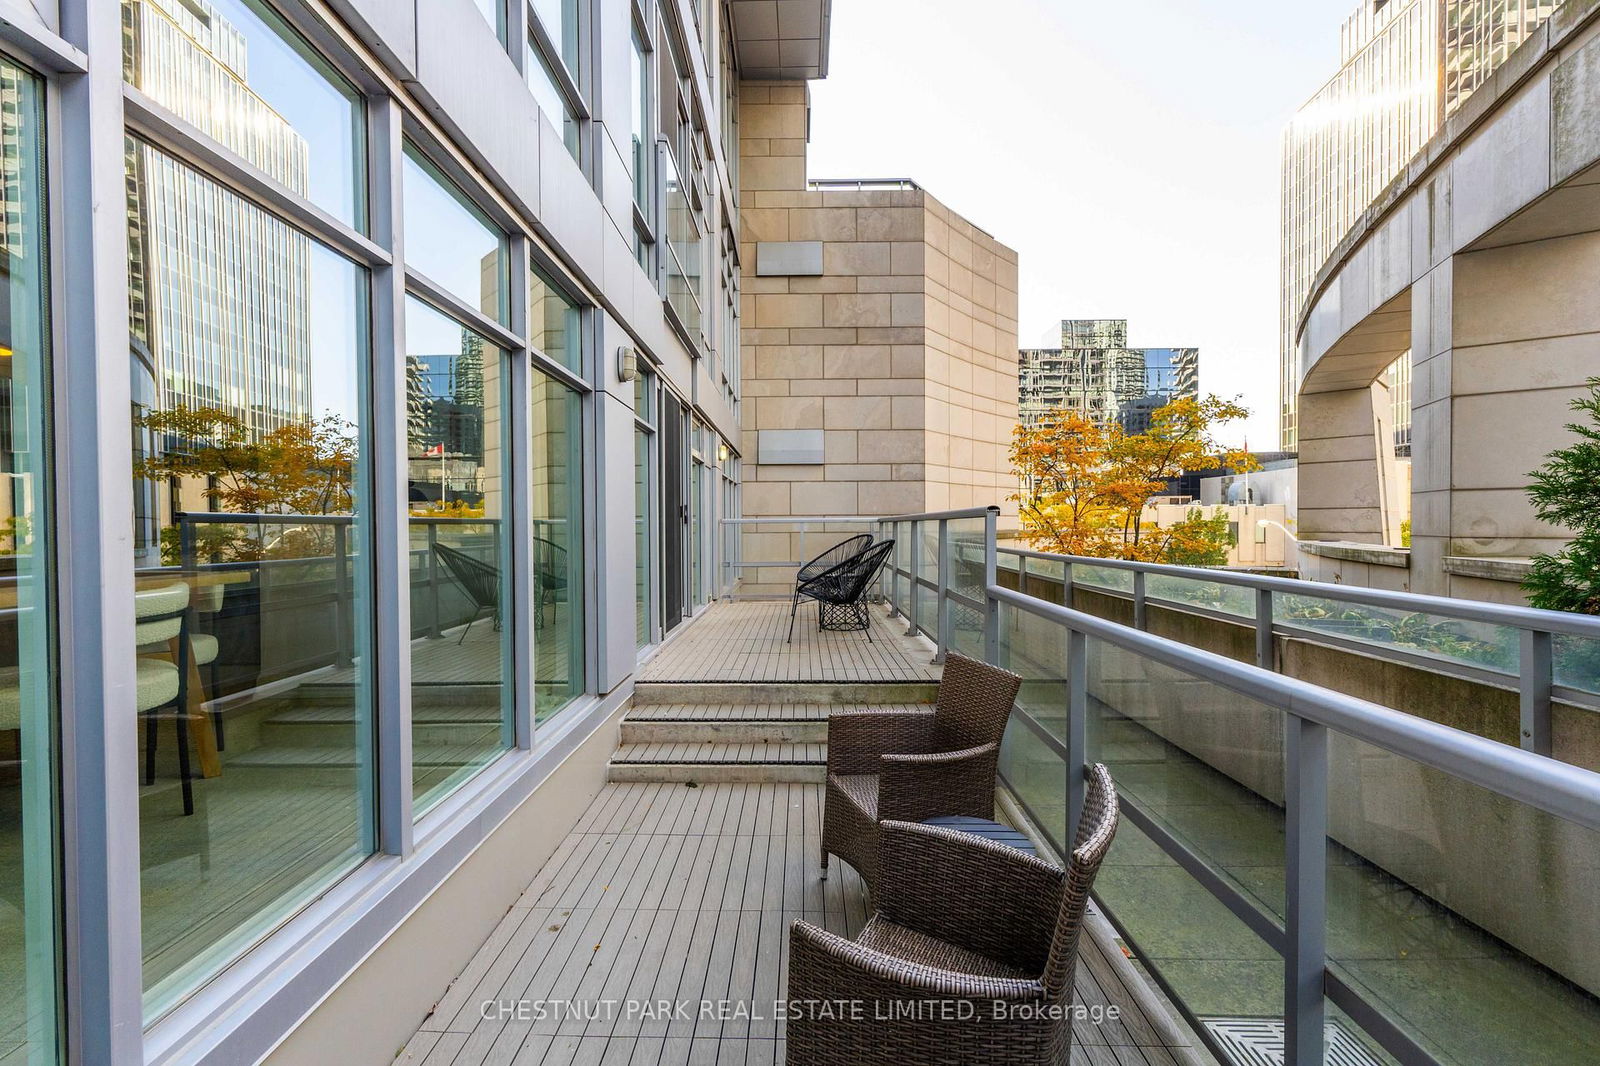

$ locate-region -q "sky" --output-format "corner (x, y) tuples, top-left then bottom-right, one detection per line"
(805, 0), (1361, 450)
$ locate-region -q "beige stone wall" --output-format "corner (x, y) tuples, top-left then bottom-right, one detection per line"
(736, 81), (1018, 592)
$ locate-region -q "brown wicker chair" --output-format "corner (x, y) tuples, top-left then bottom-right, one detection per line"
(821, 651), (1021, 890)
(787, 764), (1120, 1066)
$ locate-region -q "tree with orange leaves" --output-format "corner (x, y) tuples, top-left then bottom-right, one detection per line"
(1010, 395), (1260, 563)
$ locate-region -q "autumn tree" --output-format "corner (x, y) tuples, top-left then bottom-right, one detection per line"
(1010, 395), (1259, 563)
(134, 404), (358, 563)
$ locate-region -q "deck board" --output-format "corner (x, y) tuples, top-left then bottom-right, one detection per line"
(398, 782), (1212, 1066)
(640, 603), (940, 684)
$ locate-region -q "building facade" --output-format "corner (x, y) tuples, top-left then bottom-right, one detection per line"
(1019, 318), (1198, 433)
(0, 2), (1017, 1064)
(1279, 0), (1560, 449)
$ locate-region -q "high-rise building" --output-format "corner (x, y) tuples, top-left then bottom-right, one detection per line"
(1020, 319), (1199, 433)
(125, 0), (312, 438)
(1279, 0), (1559, 449)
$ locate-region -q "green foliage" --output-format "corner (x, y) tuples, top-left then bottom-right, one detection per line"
(1523, 378), (1600, 615)
(1400, 518), (1411, 548)
(1163, 507), (1234, 567)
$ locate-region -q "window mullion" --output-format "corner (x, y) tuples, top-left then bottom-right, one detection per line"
(507, 236), (535, 750)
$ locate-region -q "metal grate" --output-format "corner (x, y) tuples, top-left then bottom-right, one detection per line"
(1202, 1017), (1386, 1066)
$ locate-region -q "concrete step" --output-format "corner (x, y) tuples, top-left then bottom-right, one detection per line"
(620, 702), (931, 745)
(607, 741), (827, 784)
(631, 681), (937, 706)
(259, 705), (502, 747)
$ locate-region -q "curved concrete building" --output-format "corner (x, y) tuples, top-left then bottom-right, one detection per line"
(1293, 2), (1600, 601)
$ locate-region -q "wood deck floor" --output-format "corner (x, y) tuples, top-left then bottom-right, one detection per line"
(399, 782), (1211, 1066)
(641, 602), (941, 684)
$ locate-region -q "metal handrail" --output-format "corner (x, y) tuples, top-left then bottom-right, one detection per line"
(989, 584), (1600, 832)
(877, 505), (1600, 1066)
(998, 544), (1600, 640)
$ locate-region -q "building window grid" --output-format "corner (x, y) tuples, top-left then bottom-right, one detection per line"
(525, 0), (588, 164)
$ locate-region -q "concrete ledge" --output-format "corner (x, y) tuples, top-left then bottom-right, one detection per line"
(1298, 540), (1412, 568)
(1442, 555), (1535, 582)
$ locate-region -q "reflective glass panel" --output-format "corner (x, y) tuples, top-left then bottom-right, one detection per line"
(127, 142), (374, 1017)
(406, 297), (512, 811)
(530, 0), (581, 78)
(635, 427), (650, 648)
(402, 145), (508, 324)
(0, 59), (56, 1065)
(470, 0), (504, 41)
(525, 43), (582, 163)
(531, 373), (583, 719)
(630, 28), (650, 209)
(122, 0), (366, 229)
(527, 264), (580, 371)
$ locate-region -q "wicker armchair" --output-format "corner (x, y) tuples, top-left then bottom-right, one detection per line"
(787, 764), (1121, 1066)
(821, 651), (1021, 889)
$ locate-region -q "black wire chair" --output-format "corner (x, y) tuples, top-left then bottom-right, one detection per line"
(789, 534), (872, 641)
(789, 538), (896, 643)
(533, 535), (568, 631)
(435, 542), (502, 644)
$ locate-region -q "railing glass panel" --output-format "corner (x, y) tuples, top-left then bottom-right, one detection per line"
(1326, 734), (1600, 1066)
(1274, 592), (1520, 677)
(1074, 562), (1135, 595)
(996, 603), (1070, 850)
(1554, 634), (1600, 695)
(1145, 572), (1257, 619)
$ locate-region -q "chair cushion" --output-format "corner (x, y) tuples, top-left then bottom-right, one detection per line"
(136, 658), (181, 712)
(831, 773), (879, 819)
(856, 915), (1031, 980)
(190, 633), (219, 665)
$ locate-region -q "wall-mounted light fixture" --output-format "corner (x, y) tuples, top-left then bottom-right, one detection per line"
(718, 444), (730, 462)
(616, 345), (638, 382)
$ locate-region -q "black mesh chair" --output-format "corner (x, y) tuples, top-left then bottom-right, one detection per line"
(789, 534), (872, 641)
(789, 539), (895, 643)
(532, 536), (568, 631)
(435, 542), (501, 644)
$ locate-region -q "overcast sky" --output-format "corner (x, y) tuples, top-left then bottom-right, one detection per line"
(806, 0), (1360, 450)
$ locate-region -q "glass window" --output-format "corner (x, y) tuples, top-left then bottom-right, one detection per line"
(402, 145), (508, 325)
(530, 0), (581, 79)
(524, 42), (582, 164)
(405, 297), (512, 812)
(530, 373), (583, 718)
(470, 0), (504, 41)
(527, 264), (581, 372)
(126, 141), (374, 1017)
(122, 0), (366, 230)
(0, 58), (57, 1066)
(630, 26), (651, 211)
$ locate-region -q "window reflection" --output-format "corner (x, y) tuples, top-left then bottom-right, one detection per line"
(127, 142), (374, 1017)
(406, 297), (512, 811)
(402, 146), (508, 325)
(531, 373), (582, 718)
(0, 58), (56, 1066)
(122, 0), (366, 230)
(530, 0), (581, 78)
(527, 264), (580, 372)
(525, 43), (582, 163)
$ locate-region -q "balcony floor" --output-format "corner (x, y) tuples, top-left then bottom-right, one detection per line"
(641, 601), (941, 685)
(399, 781), (1211, 1066)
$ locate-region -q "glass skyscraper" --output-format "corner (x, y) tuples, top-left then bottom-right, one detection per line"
(1020, 319), (1199, 433)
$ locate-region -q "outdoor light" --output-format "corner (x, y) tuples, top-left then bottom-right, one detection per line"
(616, 345), (638, 382)
(718, 444), (729, 462)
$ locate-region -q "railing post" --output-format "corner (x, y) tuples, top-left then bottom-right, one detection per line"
(427, 521), (442, 639)
(1520, 629), (1553, 756)
(1284, 714), (1328, 1066)
(333, 521), (351, 668)
(1256, 587), (1275, 672)
(1063, 560), (1074, 610)
(1017, 554), (1028, 597)
(907, 519), (921, 638)
(1067, 627), (1088, 837)
(1132, 570), (1147, 630)
(178, 513), (196, 571)
(934, 519), (951, 664)
(983, 507), (999, 664)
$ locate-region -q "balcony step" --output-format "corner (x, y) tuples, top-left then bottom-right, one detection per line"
(620, 703), (930, 745)
(607, 741), (826, 783)
(228, 740), (504, 770)
(631, 681), (936, 706)
(258, 705), (502, 748)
